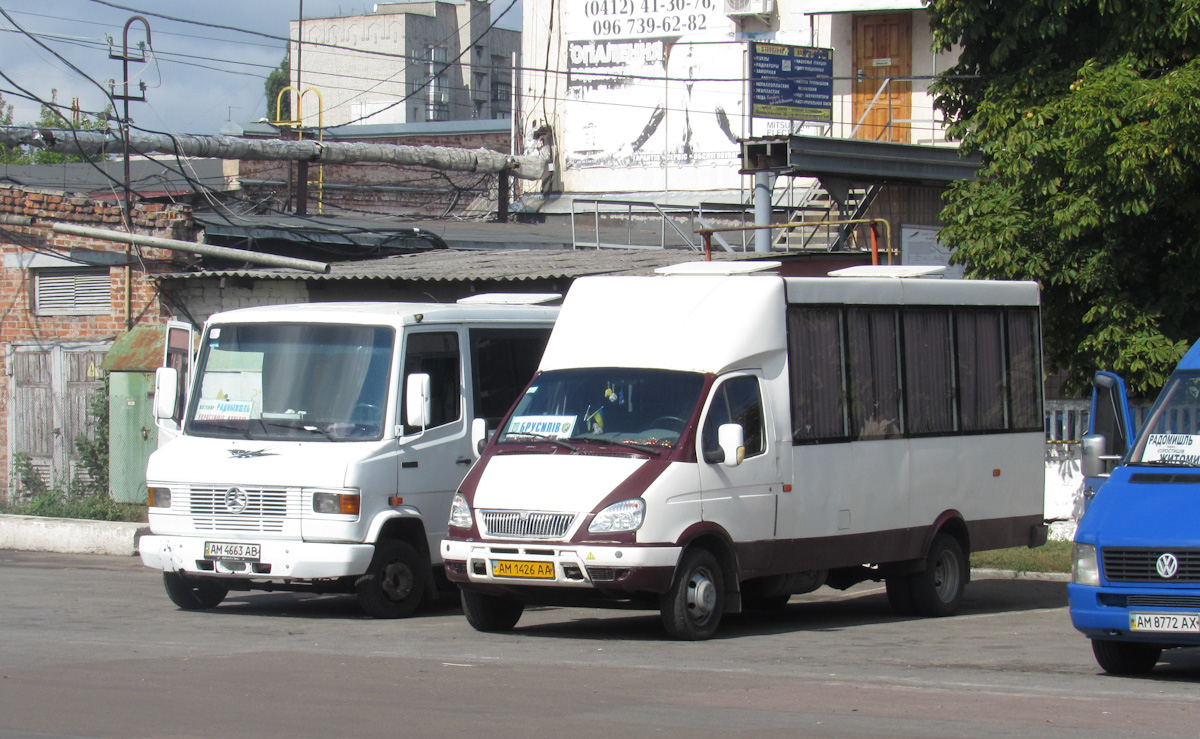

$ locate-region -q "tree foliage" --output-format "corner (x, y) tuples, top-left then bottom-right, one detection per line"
(265, 52), (291, 124)
(928, 0), (1200, 395)
(0, 89), (112, 165)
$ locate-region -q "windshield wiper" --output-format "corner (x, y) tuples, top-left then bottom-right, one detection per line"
(503, 432), (578, 452)
(570, 435), (663, 457)
(256, 419), (336, 441)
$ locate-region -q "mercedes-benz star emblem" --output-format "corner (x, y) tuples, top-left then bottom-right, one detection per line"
(223, 487), (249, 514)
(1156, 552), (1179, 579)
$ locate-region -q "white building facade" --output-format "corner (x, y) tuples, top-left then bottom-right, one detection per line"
(519, 0), (960, 198)
(289, 0), (520, 128)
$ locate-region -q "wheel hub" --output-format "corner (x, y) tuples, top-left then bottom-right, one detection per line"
(687, 571), (717, 617)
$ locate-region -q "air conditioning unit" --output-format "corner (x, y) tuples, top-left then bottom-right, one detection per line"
(724, 0), (774, 17)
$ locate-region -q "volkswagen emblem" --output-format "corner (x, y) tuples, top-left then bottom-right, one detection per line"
(223, 487), (249, 514)
(1156, 552), (1179, 579)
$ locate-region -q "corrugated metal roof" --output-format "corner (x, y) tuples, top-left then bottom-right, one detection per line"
(153, 248), (771, 283)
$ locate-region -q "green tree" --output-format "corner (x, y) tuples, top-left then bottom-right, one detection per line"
(28, 90), (112, 165)
(928, 0), (1200, 395)
(0, 92), (20, 164)
(265, 52), (291, 123)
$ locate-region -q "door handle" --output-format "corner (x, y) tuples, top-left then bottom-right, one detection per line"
(455, 457), (472, 465)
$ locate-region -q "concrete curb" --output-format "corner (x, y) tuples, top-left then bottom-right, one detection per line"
(0, 514), (147, 557)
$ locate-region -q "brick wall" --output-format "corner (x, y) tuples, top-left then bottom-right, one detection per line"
(0, 185), (195, 497)
(236, 130), (511, 217)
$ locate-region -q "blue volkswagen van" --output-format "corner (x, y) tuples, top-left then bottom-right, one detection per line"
(1071, 343), (1200, 674)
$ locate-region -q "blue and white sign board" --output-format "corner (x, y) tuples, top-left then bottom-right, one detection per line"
(750, 43), (833, 122)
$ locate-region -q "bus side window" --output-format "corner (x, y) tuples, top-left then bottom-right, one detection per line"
(703, 376), (765, 461)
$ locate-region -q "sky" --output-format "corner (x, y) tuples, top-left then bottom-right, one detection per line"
(0, 0), (522, 137)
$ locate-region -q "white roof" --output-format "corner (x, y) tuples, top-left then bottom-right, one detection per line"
(207, 301), (559, 328)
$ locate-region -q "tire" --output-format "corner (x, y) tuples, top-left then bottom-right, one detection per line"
(885, 575), (918, 616)
(1092, 639), (1162, 675)
(909, 534), (967, 617)
(659, 548), (725, 640)
(460, 589), (524, 632)
(162, 572), (228, 610)
(355, 540), (428, 619)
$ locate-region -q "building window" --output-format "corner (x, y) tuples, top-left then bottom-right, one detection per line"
(491, 54), (511, 118)
(33, 267), (110, 316)
(425, 45), (449, 122)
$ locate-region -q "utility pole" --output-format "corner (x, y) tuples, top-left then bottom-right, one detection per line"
(108, 16), (150, 331)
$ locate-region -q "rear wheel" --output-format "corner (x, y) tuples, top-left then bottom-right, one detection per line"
(908, 534), (967, 617)
(461, 589), (524, 632)
(356, 540), (428, 619)
(162, 572), (228, 610)
(660, 548), (725, 640)
(1091, 639), (1162, 675)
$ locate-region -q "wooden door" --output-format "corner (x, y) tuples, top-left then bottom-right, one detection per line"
(10, 344), (108, 491)
(852, 13), (912, 143)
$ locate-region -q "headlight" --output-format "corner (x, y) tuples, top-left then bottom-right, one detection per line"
(448, 492), (473, 529)
(589, 499), (645, 533)
(1072, 542), (1100, 586)
(148, 487), (171, 508)
(312, 491), (360, 515)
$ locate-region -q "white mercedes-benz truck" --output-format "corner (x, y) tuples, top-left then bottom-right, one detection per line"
(139, 297), (557, 617)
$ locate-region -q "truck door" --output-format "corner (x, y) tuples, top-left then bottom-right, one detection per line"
(1084, 370), (1134, 501)
(156, 320), (194, 446)
(697, 373), (778, 569)
(397, 329), (471, 555)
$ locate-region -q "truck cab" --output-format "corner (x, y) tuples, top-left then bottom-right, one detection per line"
(1071, 343), (1200, 673)
(139, 298), (556, 617)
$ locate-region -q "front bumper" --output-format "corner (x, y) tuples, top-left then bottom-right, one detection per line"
(441, 537), (680, 594)
(1068, 582), (1200, 645)
(139, 534), (375, 581)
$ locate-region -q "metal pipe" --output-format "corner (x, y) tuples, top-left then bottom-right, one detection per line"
(753, 171), (773, 252)
(52, 223), (330, 273)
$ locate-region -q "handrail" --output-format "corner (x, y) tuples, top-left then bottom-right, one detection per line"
(696, 218), (893, 264)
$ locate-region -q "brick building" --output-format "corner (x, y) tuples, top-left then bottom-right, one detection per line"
(229, 118), (516, 217)
(0, 185), (193, 495)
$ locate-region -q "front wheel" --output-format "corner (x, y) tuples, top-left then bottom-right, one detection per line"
(461, 589), (524, 632)
(659, 548), (725, 640)
(162, 572), (228, 610)
(355, 540), (428, 619)
(1092, 639), (1162, 675)
(908, 534), (967, 617)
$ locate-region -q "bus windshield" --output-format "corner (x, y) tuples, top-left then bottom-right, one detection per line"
(498, 368), (705, 452)
(185, 322), (394, 441)
(1130, 371), (1200, 467)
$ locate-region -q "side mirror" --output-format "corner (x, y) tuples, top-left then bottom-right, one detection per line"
(718, 423), (745, 467)
(405, 373), (431, 429)
(1082, 433), (1116, 478)
(470, 417), (488, 458)
(154, 367), (179, 421)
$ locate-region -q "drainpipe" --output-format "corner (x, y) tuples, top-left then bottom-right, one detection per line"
(753, 171), (774, 253)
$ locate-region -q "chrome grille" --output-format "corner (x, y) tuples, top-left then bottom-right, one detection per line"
(479, 509), (575, 540)
(188, 486), (289, 533)
(1103, 547), (1200, 583)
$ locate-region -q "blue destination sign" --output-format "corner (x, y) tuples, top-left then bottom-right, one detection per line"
(750, 43), (833, 122)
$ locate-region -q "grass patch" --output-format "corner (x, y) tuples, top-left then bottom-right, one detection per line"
(0, 490), (147, 522)
(970, 539), (1072, 574)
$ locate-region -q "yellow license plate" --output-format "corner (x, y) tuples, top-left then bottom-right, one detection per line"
(492, 560), (555, 579)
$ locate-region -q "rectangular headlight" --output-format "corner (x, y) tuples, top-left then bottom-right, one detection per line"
(313, 491), (360, 515)
(1072, 542), (1100, 586)
(148, 487), (171, 508)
